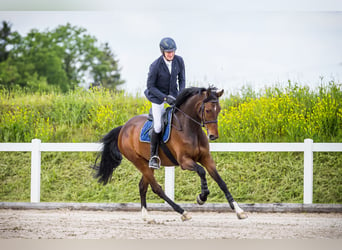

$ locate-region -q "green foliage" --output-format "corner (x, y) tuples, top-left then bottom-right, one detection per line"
(0, 83), (341, 204)
(0, 104), (53, 142)
(219, 81), (342, 142)
(0, 22), (124, 92)
(0, 87), (147, 142)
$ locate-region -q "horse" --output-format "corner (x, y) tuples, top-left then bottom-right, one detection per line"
(93, 86), (248, 221)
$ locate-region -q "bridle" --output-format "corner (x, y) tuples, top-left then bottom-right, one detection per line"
(199, 99), (219, 126)
(173, 98), (219, 129)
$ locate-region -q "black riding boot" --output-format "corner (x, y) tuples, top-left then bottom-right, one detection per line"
(149, 130), (161, 169)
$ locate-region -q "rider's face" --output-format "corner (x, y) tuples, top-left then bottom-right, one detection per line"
(164, 51), (175, 61)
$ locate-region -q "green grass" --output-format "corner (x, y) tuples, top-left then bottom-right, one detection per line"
(1, 151), (341, 204)
(0, 152), (31, 202)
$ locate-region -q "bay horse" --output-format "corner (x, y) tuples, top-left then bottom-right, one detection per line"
(93, 86), (247, 221)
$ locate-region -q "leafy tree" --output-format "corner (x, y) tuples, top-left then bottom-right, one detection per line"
(0, 21), (20, 62)
(0, 21), (23, 89)
(91, 42), (123, 89)
(0, 22), (124, 92)
(0, 21), (11, 62)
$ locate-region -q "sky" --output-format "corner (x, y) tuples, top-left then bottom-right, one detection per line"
(1, 0), (342, 95)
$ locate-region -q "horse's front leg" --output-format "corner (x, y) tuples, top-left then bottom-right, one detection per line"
(210, 168), (247, 219)
(203, 158), (248, 220)
(193, 164), (210, 205)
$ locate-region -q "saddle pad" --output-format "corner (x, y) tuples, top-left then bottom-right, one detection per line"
(139, 108), (172, 143)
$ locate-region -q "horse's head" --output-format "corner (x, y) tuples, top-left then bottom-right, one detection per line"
(174, 86), (224, 140)
(200, 87), (224, 140)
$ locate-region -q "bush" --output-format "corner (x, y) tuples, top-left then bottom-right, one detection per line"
(219, 81), (342, 142)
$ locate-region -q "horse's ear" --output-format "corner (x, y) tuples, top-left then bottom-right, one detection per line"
(216, 89), (224, 98)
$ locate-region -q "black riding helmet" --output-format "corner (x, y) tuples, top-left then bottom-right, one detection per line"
(160, 37), (177, 53)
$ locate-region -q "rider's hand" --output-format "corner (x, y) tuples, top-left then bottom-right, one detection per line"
(164, 95), (176, 105)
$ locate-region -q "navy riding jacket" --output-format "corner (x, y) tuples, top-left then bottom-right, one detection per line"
(144, 55), (185, 104)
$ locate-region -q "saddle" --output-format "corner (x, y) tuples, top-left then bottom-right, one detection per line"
(139, 107), (173, 143)
(139, 107), (179, 166)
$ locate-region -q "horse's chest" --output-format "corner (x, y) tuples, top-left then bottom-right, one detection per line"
(182, 139), (203, 158)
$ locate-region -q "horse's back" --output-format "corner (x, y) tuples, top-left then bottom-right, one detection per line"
(120, 114), (148, 138)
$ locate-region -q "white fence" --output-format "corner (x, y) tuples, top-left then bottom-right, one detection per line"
(0, 139), (341, 204)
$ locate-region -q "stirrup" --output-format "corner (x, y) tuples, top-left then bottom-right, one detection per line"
(149, 155), (161, 169)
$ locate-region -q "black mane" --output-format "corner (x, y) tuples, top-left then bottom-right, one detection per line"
(175, 87), (206, 108)
(175, 86), (217, 108)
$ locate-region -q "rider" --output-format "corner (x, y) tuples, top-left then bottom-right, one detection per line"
(144, 37), (186, 169)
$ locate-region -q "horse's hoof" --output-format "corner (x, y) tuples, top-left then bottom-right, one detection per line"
(196, 194), (205, 205)
(237, 212), (248, 220)
(143, 216), (157, 224)
(141, 207), (156, 224)
(147, 219), (157, 224)
(181, 211), (192, 221)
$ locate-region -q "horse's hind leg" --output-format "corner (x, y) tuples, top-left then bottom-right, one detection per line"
(131, 156), (191, 221)
(194, 164), (210, 205)
(141, 168), (191, 221)
(139, 176), (155, 223)
(139, 176), (148, 209)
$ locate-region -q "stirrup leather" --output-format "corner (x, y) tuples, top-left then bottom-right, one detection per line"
(149, 155), (161, 169)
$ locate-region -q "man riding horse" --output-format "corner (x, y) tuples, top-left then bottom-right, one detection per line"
(144, 37), (186, 169)
(93, 38), (248, 221)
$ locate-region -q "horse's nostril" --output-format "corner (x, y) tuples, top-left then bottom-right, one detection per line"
(209, 135), (218, 140)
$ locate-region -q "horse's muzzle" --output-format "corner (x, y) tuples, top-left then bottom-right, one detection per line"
(209, 134), (218, 141)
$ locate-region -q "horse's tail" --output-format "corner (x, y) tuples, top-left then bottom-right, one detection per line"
(93, 126), (123, 185)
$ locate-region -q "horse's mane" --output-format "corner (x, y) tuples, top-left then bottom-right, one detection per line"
(175, 86), (217, 108)
(174, 87), (206, 108)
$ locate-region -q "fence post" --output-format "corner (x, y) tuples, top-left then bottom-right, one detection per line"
(303, 138), (313, 204)
(164, 166), (175, 201)
(31, 139), (41, 203)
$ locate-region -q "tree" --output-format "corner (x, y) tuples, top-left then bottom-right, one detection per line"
(0, 22), (124, 92)
(0, 21), (23, 88)
(91, 42), (124, 89)
(0, 21), (20, 62)
(0, 21), (11, 62)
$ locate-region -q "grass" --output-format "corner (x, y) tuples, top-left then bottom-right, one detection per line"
(1, 151), (341, 204)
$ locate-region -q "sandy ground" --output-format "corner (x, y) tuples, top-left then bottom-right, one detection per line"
(0, 209), (341, 239)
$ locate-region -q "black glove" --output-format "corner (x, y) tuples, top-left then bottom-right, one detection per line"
(164, 95), (176, 105)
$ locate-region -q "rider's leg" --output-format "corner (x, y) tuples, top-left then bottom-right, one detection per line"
(149, 103), (163, 169)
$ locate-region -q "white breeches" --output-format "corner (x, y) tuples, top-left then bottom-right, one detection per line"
(151, 102), (165, 133)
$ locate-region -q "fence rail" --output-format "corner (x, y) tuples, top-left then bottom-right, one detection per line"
(1, 139), (341, 204)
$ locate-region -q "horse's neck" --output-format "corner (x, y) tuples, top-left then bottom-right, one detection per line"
(174, 100), (203, 134)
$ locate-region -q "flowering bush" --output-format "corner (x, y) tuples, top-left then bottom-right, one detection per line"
(0, 82), (341, 143)
(219, 82), (342, 142)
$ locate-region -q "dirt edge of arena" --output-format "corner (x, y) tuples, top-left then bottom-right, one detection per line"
(1, 202), (341, 213)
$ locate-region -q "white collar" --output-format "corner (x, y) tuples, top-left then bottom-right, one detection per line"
(163, 57), (172, 65)
(163, 57), (172, 73)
